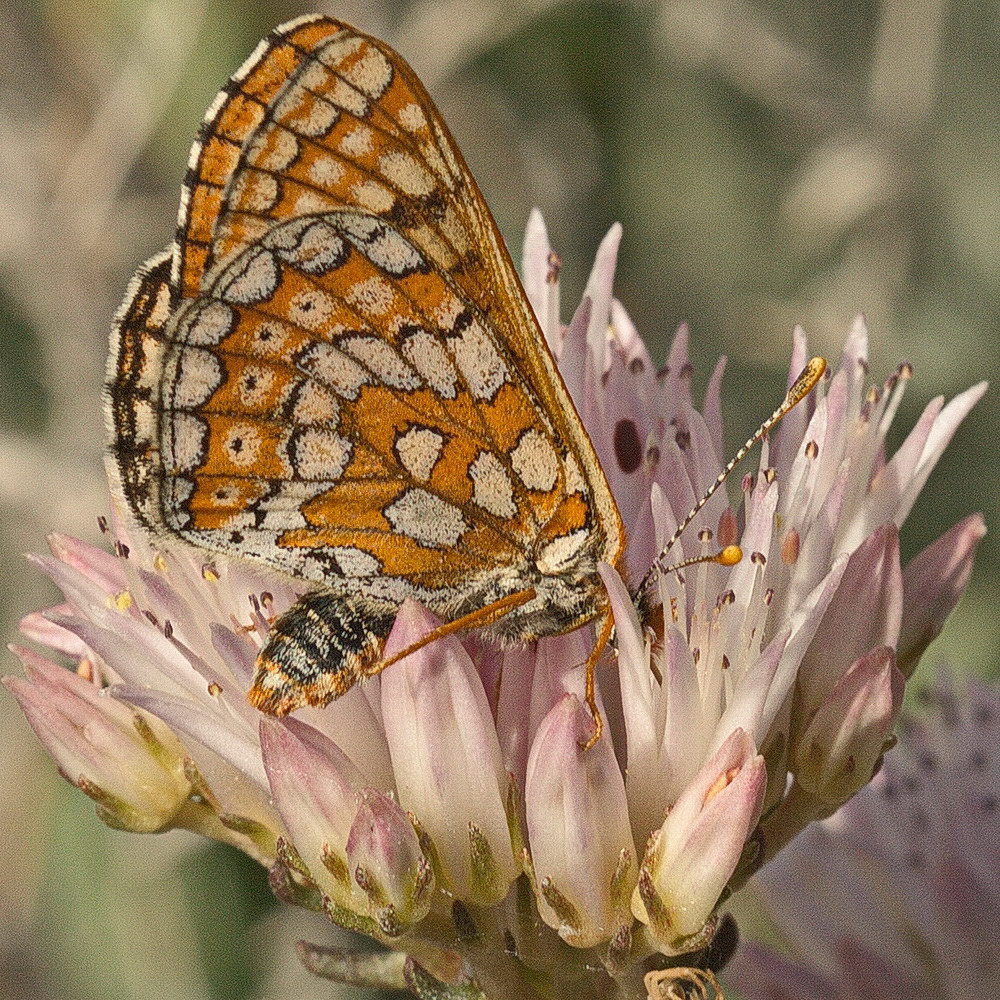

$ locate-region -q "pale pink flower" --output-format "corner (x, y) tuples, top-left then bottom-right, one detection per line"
(5, 213), (984, 996)
(726, 675), (1000, 1000)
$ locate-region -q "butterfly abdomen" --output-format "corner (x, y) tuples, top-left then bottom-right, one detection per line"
(249, 591), (395, 714)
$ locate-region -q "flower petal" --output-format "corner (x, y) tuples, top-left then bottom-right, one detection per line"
(897, 513), (986, 677)
(525, 693), (636, 947)
(379, 601), (517, 904)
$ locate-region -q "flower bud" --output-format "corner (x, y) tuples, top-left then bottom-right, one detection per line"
(632, 729), (765, 952)
(346, 788), (434, 935)
(792, 646), (903, 805)
(897, 514), (986, 677)
(259, 717), (364, 916)
(525, 693), (636, 947)
(795, 524), (902, 728)
(379, 601), (518, 905)
(4, 646), (189, 832)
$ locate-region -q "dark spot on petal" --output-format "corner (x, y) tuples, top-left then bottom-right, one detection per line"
(614, 418), (642, 473)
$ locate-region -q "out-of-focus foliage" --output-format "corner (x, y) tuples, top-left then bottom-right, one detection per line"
(0, 1), (995, 997)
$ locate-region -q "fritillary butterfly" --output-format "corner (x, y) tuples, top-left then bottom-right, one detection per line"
(107, 14), (627, 741)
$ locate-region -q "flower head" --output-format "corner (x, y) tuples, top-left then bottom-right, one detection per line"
(6, 212), (984, 997)
(726, 674), (1000, 1000)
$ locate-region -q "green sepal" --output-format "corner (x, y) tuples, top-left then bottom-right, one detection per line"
(296, 941), (406, 988)
(404, 959), (487, 1000)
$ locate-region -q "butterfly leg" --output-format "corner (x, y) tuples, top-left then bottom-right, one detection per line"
(581, 610), (615, 750)
(248, 590), (394, 715)
(359, 589), (539, 680)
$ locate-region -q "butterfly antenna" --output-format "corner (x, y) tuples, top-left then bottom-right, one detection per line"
(638, 356), (827, 595)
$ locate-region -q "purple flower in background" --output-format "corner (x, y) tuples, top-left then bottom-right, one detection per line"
(5, 213), (985, 998)
(726, 675), (1000, 1000)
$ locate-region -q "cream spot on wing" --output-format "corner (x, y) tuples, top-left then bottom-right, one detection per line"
(398, 102), (427, 131)
(288, 88), (339, 137)
(291, 380), (339, 424)
(309, 156), (344, 186)
(249, 320), (289, 357)
(328, 77), (368, 116)
(259, 509), (308, 531)
(290, 427), (351, 479)
(367, 228), (424, 275)
(294, 189), (339, 215)
(401, 330), (457, 397)
(563, 453), (586, 495)
(469, 451), (517, 518)
(170, 347), (222, 408)
(346, 276), (394, 316)
(338, 213), (425, 276)
(395, 426), (445, 481)
(352, 179), (395, 213)
(298, 343), (369, 399)
(237, 365), (276, 407)
(434, 295), (463, 328)
(342, 46), (391, 96)
(536, 529), (591, 575)
(205, 483), (241, 509)
(167, 414), (208, 471)
(219, 249), (279, 305)
(339, 125), (373, 156)
(223, 424), (262, 468)
(288, 288), (336, 331)
(272, 220), (346, 276)
(378, 151), (435, 196)
(297, 61), (330, 91)
(332, 546), (382, 577)
(183, 301), (234, 345)
(318, 33), (365, 64)
(150, 283), (173, 327)
(341, 335), (419, 389)
(232, 171), (279, 212)
(384, 489), (468, 547)
(303, 102), (339, 137)
(512, 430), (558, 492)
(449, 318), (508, 400)
(248, 127), (299, 170)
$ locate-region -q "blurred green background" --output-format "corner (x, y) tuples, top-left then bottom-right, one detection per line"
(0, 0), (995, 997)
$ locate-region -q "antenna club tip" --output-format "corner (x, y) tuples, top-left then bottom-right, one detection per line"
(716, 545), (743, 566)
(787, 357), (828, 404)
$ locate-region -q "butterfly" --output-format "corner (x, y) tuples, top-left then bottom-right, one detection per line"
(106, 14), (628, 743)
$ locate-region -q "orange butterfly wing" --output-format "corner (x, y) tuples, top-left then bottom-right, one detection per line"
(109, 15), (623, 631)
